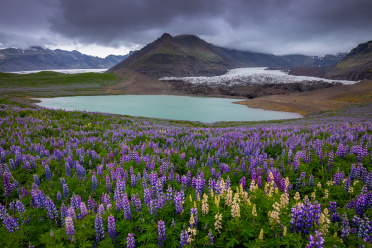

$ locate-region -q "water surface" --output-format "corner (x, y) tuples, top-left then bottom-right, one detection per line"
(36, 95), (302, 123)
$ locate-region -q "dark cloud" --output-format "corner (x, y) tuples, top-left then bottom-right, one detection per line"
(1, 0), (372, 55)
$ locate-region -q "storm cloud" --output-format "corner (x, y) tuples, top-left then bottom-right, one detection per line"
(1, 0), (372, 56)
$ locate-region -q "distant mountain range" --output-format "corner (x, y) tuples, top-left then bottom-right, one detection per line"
(326, 40), (372, 80)
(0, 46), (133, 72)
(108, 33), (346, 79)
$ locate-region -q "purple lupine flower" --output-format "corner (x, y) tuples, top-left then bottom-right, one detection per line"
(88, 196), (97, 212)
(126, 233), (135, 248)
(290, 201), (321, 234)
(92, 174), (97, 192)
(180, 230), (189, 248)
(45, 197), (58, 223)
(190, 208), (198, 229)
(3, 214), (19, 233)
(3, 173), (12, 198)
(207, 230), (214, 246)
(132, 194), (142, 213)
(306, 231), (324, 248)
(45, 164), (51, 181)
(329, 201), (337, 214)
(65, 162), (71, 177)
(67, 206), (76, 220)
(340, 213), (351, 239)
(174, 192), (183, 215)
(63, 183), (69, 199)
(107, 215), (117, 241)
(56, 191), (62, 201)
(344, 176), (351, 192)
(327, 150), (334, 173)
(106, 174), (111, 193)
(33, 175), (40, 186)
(60, 204), (68, 227)
(150, 199), (157, 216)
(79, 202), (88, 220)
(309, 175), (314, 187)
(158, 220), (166, 247)
(65, 216), (75, 240)
(15, 200), (25, 214)
(98, 204), (105, 215)
(355, 193), (367, 216)
(123, 195), (132, 220)
(95, 213), (105, 242)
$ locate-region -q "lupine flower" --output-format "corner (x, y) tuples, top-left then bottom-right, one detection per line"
(207, 230), (214, 246)
(174, 192), (183, 215)
(126, 233), (135, 248)
(62, 183), (69, 199)
(340, 213), (351, 239)
(65, 216), (75, 240)
(45, 197), (58, 223)
(45, 164), (51, 181)
(158, 220), (166, 247)
(15, 200), (25, 214)
(106, 174), (111, 193)
(92, 174), (97, 192)
(33, 175), (40, 186)
(190, 208), (198, 229)
(107, 215), (117, 241)
(3, 173), (12, 198)
(79, 202), (88, 220)
(123, 195), (132, 220)
(214, 214), (222, 233)
(3, 214), (19, 233)
(56, 191), (62, 201)
(306, 231), (324, 248)
(95, 213), (105, 242)
(180, 230), (189, 248)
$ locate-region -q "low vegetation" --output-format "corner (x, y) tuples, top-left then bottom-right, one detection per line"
(0, 97), (371, 247)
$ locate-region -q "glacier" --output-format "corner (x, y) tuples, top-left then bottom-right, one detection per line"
(160, 67), (358, 86)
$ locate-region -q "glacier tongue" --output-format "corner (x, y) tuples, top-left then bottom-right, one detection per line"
(160, 67), (358, 86)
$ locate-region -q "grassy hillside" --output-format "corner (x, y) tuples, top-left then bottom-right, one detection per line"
(0, 71), (118, 97)
(326, 40), (372, 80)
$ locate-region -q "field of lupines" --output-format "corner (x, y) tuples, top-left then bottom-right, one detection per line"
(0, 98), (371, 247)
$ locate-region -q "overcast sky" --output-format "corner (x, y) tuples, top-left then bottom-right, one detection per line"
(0, 0), (371, 57)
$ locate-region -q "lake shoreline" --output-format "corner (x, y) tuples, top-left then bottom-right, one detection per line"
(35, 95), (302, 123)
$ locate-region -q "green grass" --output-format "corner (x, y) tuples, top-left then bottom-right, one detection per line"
(0, 71), (117, 88)
(0, 71), (119, 97)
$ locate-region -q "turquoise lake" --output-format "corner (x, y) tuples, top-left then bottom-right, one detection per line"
(36, 95), (302, 123)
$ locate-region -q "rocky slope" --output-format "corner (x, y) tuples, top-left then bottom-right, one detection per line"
(0, 47), (132, 72)
(326, 40), (372, 80)
(108, 33), (239, 79)
(109, 33), (345, 79)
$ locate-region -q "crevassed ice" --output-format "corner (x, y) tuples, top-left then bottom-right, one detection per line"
(160, 67), (358, 86)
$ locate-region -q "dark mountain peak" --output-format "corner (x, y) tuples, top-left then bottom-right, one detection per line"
(109, 33), (346, 78)
(348, 40), (372, 56)
(160, 33), (172, 40)
(108, 33), (238, 78)
(326, 39), (372, 80)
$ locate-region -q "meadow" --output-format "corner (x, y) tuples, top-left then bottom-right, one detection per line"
(0, 97), (371, 247)
(0, 72), (118, 97)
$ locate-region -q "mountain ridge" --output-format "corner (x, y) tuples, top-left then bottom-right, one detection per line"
(0, 47), (133, 72)
(326, 40), (372, 80)
(109, 33), (346, 79)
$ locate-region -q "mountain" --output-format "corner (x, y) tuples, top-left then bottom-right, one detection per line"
(326, 40), (372, 80)
(0, 47), (133, 72)
(221, 48), (346, 68)
(109, 33), (345, 79)
(109, 33), (239, 79)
